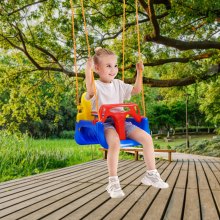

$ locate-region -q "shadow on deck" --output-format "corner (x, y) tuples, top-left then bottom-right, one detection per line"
(0, 158), (219, 219)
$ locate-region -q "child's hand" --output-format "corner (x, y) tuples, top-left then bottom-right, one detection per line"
(136, 61), (144, 73)
(86, 57), (93, 71)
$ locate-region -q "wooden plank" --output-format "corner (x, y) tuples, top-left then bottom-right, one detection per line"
(0, 179), (62, 202)
(164, 188), (185, 220)
(0, 162), (108, 201)
(87, 160), (139, 184)
(208, 161), (220, 182)
(45, 185), (135, 220)
(0, 181), (82, 210)
(142, 161), (183, 219)
(0, 160), (106, 194)
(199, 189), (219, 219)
(196, 161), (219, 219)
(187, 161), (198, 189)
(212, 190), (220, 214)
(213, 161), (220, 170)
(95, 185), (147, 220)
(59, 188), (114, 219)
(66, 162), (163, 219)
(183, 189), (201, 220)
(0, 160), (103, 189)
(183, 160), (200, 220)
(121, 160), (164, 186)
(26, 183), (105, 220)
(130, 160), (168, 186)
(0, 182), (97, 219)
(112, 162), (177, 220)
(0, 159), (219, 220)
(163, 161), (188, 219)
(200, 160), (220, 190)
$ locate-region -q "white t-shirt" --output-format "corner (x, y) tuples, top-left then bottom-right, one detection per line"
(88, 79), (133, 112)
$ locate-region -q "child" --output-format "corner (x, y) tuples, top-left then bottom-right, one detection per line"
(85, 47), (169, 199)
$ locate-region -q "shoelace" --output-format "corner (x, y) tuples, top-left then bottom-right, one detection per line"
(147, 172), (163, 182)
(108, 182), (121, 192)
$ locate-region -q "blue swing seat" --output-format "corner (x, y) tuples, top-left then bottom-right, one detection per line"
(74, 93), (150, 149)
(75, 117), (150, 149)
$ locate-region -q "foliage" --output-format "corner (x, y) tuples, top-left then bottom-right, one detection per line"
(0, 66), (78, 137)
(175, 137), (220, 157)
(198, 77), (220, 130)
(0, 0), (219, 136)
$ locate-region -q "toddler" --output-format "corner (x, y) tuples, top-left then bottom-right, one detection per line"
(85, 47), (169, 198)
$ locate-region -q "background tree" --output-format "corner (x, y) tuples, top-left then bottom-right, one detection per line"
(0, 0), (219, 135)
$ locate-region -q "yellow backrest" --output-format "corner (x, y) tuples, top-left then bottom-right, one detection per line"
(76, 92), (94, 121)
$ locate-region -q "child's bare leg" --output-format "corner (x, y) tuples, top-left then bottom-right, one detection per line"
(128, 127), (169, 189)
(104, 128), (120, 176)
(127, 128), (156, 170)
(105, 128), (125, 198)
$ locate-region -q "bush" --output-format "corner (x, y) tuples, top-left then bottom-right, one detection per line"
(59, 130), (75, 139)
(174, 137), (220, 157)
(154, 143), (160, 149)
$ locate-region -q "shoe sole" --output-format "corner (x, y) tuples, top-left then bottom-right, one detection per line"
(141, 179), (169, 189)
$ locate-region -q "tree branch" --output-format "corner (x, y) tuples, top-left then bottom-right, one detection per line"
(148, 0), (160, 36)
(122, 52), (216, 69)
(8, 0), (48, 16)
(125, 64), (220, 87)
(145, 35), (220, 50)
(33, 45), (65, 70)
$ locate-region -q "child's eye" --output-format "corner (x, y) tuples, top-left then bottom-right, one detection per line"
(107, 65), (111, 67)
(115, 65), (118, 68)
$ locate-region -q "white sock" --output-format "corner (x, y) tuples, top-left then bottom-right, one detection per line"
(147, 169), (157, 175)
(109, 176), (119, 182)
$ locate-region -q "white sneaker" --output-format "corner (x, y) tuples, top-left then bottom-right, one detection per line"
(106, 180), (125, 199)
(141, 171), (169, 189)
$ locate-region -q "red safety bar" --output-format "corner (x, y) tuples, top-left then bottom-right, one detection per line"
(99, 103), (142, 140)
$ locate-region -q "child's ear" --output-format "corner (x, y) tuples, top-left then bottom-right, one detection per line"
(94, 64), (99, 73)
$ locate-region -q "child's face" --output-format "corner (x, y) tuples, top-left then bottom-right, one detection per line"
(95, 55), (118, 83)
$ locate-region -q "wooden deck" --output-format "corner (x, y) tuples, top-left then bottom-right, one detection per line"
(0, 158), (219, 220)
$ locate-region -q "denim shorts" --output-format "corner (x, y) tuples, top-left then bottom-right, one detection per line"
(104, 118), (138, 137)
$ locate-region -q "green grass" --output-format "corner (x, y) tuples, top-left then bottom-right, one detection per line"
(0, 132), (103, 182)
(0, 131), (134, 183)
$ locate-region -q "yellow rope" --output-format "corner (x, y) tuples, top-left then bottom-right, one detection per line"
(79, 0), (100, 120)
(135, 0), (146, 117)
(122, 0), (126, 81)
(70, 0), (79, 106)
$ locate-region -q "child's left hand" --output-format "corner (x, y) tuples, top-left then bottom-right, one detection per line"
(136, 61), (144, 73)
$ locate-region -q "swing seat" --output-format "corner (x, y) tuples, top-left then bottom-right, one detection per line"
(75, 117), (150, 149)
(74, 97), (150, 149)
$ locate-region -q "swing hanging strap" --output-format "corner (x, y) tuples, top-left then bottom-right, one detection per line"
(70, 0), (79, 106)
(135, 0), (146, 117)
(122, 0), (126, 82)
(80, 0), (100, 120)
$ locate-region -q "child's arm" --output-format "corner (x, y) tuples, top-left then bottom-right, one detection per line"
(131, 61), (144, 95)
(85, 57), (95, 99)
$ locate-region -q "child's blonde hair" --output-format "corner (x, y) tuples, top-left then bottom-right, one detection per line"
(93, 47), (115, 65)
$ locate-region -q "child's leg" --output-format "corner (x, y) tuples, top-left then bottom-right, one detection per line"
(104, 128), (121, 176)
(127, 128), (156, 170)
(128, 127), (169, 188)
(104, 128), (125, 198)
